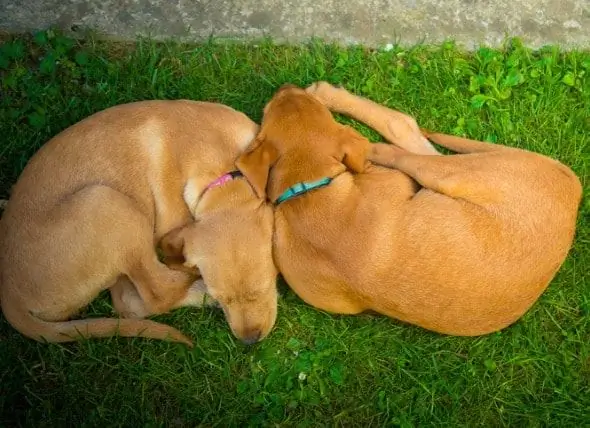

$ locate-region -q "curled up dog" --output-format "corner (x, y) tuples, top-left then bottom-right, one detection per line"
(235, 82), (582, 336)
(0, 100), (278, 347)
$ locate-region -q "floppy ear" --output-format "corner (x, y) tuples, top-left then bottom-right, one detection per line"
(159, 224), (196, 261)
(159, 223), (202, 276)
(339, 126), (371, 173)
(235, 136), (279, 199)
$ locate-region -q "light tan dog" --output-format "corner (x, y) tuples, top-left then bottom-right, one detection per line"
(235, 82), (582, 336)
(0, 100), (278, 346)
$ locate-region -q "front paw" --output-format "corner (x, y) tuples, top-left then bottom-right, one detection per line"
(183, 280), (219, 308)
(368, 143), (406, 168)
(305, 81), (345, 107)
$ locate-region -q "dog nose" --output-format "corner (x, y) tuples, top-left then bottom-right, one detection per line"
(241, 330), (262, 345)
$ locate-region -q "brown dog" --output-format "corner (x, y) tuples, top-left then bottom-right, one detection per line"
(235, 82), (582, 336)
(0, 100), (278, 346)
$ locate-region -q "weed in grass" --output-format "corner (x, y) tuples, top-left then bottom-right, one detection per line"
(0, 30), (589, 426)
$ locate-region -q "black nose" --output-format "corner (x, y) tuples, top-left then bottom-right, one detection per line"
(241, 330), (262, 345)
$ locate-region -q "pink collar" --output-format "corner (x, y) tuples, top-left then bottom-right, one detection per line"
(203, 170), (244, 193)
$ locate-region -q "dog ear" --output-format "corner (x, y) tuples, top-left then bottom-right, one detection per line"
(339, 126), (371, 173)
(159, 223), (203, 275)
(235, 136), (279, 200)
(159, 225), (190, 262)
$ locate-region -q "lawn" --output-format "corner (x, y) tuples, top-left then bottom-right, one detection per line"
(0, 30), (589, 427)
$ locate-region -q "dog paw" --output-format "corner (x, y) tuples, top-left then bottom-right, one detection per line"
(182, 279), (219, 307)
(116, 296), (151, 319)
(191, 285), (219, 307)
(305, 81), (345, 107)
(368, 143), (406, 167)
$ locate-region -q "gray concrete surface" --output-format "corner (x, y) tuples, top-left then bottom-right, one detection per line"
(1, 0), (589, 49)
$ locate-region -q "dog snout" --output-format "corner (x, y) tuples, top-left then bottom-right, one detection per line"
(240, 329), (262, 345)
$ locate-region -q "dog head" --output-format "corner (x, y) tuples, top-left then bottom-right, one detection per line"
(160, 186), (278, 345)
(236, 84), (372, 201)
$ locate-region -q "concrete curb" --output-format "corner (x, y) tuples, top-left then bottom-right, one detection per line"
(1, 0), (589, 49)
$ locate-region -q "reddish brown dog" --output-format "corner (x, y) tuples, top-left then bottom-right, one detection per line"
(235, 82), (582, 336)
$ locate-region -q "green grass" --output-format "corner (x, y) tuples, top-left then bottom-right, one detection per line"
(1, 30), (589, 426)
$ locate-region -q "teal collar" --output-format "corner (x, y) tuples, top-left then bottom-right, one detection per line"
(274, 177), (333, 205)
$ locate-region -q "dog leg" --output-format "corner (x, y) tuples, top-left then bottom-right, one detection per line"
(173, 279), (218, 309)
(110, 277), (151, 319)
(29, 184), (195, 321)
(368, 149), (500, 205)
(111, 277), (217, 319)
(306, 82), (440, 155)
(123, 250), (196, 316)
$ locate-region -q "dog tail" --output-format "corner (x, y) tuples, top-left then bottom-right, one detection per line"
(0, 295), (193, 347)
(419, 128), (505, 154)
